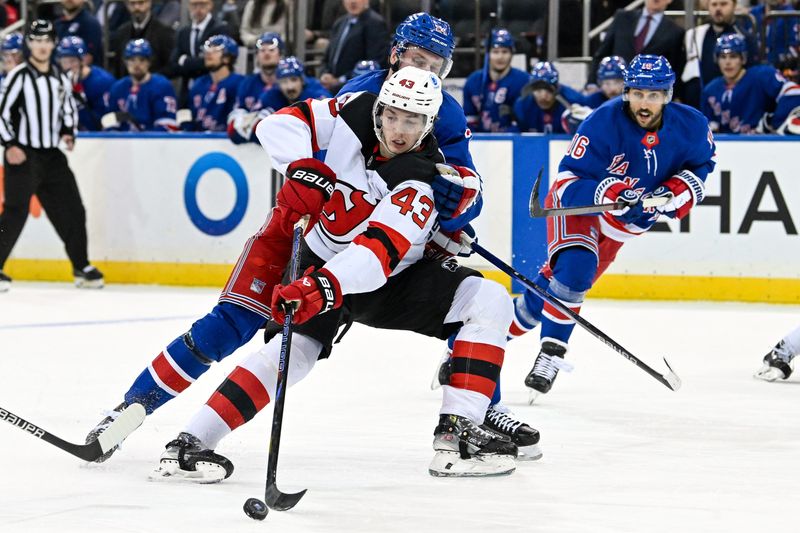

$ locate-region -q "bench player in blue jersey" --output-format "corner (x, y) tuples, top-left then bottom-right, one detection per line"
(0, 33), (23, 84)
(102, 39), (178, 132)
(513, 61), (587, 134)
(462, 28), (530, 133)
(563, 55), (627, 134)
(56, 36), (115, 131)
(702, 34), (800, 135)
(508, 55), (716, 401)
(181, 34), (244, 132)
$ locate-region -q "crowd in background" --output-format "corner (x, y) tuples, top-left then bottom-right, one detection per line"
(0, 0), (797, 139)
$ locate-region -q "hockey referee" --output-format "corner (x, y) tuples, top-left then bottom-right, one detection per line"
(0, 19), (103, 292)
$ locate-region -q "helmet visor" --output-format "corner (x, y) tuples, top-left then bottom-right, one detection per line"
(396, 45), (452, 79)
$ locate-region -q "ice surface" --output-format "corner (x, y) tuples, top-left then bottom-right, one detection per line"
(1, 283), (799, 532)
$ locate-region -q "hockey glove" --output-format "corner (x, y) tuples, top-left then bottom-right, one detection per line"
(271, 267), (342, 325)
(227, 111), (261, 144)
(604, 182), (644, 224)
(276, 158), (337, 235)
(424, 224), (476, 261)
(562, 104), (592, 134)
(431, 163), (481, 231)
(649, 171), (705, 220)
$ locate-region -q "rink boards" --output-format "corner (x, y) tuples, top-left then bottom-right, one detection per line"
(3, 132), (799, 303)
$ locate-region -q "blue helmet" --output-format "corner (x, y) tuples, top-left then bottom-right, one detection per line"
(204, 34), (239, 60)
(530, 61), (559, 89)
(393, 13), (455, 77)
(596, 55), (626, 81)
(256, 31), (284, 51)
(624, 54), (675, 91)
(349, 59), (380, 79)
(124, 38), (152, 59)
(56, 36), (86, 59)
(490, 28), (514, 52)
(2, 33), (22, 53)
(715, 33), (747, 63)
(276, 56), (304, 79)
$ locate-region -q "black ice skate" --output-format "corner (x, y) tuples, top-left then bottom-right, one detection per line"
(0, 270), (10, 292)
(86, 402), (130, 463)
(429, 414), (517, 477)
(525, 339), (572, 404)
(74, 265), (104, 289)
(755, 340), (795, 382)
(150, 432), (234, 484)
(483, 404), (542, 461)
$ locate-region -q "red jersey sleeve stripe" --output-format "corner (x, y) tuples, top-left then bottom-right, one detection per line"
(452, 340), (505, 366)
(151, 352), (192, 394)
(206, 391), (246, 430)
(449, 373), (497, 398)
(353, 220), (412, 277)
(226, 366), (271, 412)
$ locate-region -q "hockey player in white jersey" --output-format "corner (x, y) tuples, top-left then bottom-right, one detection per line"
(755, 324), (800, 381)
(150, 66), (518, 480)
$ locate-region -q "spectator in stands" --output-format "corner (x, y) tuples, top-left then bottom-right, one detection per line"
(55, 0), (103, 65)
(744, 0), (799, 65)
(103, 39), (178, 131)
(702, 33), (800, 134)
(239, 0), (288, 47)
(180, 34), (243, 131)
(110, 0), (175, 78)
(215, 0), (243, 40)
(227, 31), (283, 144)
(95, 0), (131, 35)
(514, 61), (587, 134)
(590, 0), (684, 86)
(56, 36), (115, 131)
(320, 0), (389, 93)
(1, 33), (23, 82)
(463, 28), (530, 133)
(170, 0), (232, 106)
(681, 0), (758, 109)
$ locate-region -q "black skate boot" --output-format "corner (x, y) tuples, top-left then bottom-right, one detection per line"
(429, 414), (517, 477)
(0, 270), (10, 292)
(525, 339), (570, 403)
(755, 340), (795, 381)
(74, 265), (104, 289)
(483, 404), (542, 461)
(150, 432), (234, 483)
(86, 402), (130, 463)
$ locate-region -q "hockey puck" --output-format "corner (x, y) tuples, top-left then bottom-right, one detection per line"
(243, 497), (269, 520)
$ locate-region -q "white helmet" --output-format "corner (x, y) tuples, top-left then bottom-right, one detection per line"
(373, 66), (443, 154)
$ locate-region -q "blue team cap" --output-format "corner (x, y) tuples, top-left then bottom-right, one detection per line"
(256, 32), (284, 51)
(56, 36), (87, 59)
(714, 33), (747, 63)
(124, 38), (153, 59)
(2, 33), (23, 53)
(204, 34), (239, 60)
(530, 61), (559, 89)
(276, 56), (305, 79)
(490, 28), (515, 51)
(597, 55), (626, 81)
(349, 59), (380, 79)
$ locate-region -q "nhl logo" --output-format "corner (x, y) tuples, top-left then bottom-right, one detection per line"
(441, 258), (460, 272)
(647, 134), (655, 144)
(250, 278), (266, 294)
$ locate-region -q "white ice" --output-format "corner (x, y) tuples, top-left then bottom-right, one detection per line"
(1, 282), (799, 533)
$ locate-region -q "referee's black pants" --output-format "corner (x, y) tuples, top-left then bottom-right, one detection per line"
(0, 147), (89, 271)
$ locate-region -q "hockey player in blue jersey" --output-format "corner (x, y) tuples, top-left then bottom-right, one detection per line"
(56, 36), (115, 131)
(1, 33), (23, 82)
(182, 35), (244, 132)
(348, 59), (380, 79)
(514, 61), (587, 133)
(102, 39), (178, 132)
(462, 28), (530, 133)
(509, 55), (716, 401)
(702, 34), (800, 135)
(259, 56), (331, 115)
(227, 32), (283, 144)
(563, 55), (627, 134)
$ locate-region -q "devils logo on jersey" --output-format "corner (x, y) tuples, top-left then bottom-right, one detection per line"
(318, 180), (378, 244)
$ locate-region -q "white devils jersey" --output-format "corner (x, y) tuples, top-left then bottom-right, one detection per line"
(256, 91), (444, 296)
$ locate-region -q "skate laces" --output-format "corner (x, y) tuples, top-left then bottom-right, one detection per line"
(771, 341), (795, 363)
(486, 408), (522, 434)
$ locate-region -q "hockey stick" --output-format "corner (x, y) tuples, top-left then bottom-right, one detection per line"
(243, 216), (310, 520)
(0, 403), (146, 462)
(529, 169), (669, 217)
(463, 236), (681, 391)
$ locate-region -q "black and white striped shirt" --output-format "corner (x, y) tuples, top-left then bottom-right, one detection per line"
(0, 62), (78, 149)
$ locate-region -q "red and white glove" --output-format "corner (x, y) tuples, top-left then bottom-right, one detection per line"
(276, 158), (337, 235)
(649, 170), (705, 220)
(270, 267), (342, 324)
(423, 224), (476, 261)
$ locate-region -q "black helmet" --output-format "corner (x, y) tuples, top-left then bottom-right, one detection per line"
(26, 19), (56, 41)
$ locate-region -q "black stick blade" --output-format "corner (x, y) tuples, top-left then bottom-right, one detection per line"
(265, 484), (307, 511)
(528, 167), (545, 217)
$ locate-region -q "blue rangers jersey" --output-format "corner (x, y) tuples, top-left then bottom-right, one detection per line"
(702, 65), (800, 134)
(107, 73), (177, 131)
(338, 69), (475, 170)
(190, 72), (245, 131)
(233, 72), (275, 114)
(514, 84), (587, 133)
(74, 66), (115, 131)
(260, 81), (331, 114)
(583, 91), (609, 109)
(462, 67), (529, 132)
(555, 96), (716, 241)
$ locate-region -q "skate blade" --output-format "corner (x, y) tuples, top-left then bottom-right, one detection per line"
(527, 388), (540, 405)
(754, 365), (785, 382)
(0, 281), (9, 293)
(75, 278), (105, 289)
(516, 444), (543, 461)
(148, 460), (227, 484)
(428, 451), (516, 478)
